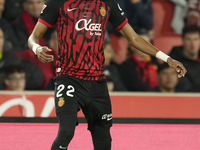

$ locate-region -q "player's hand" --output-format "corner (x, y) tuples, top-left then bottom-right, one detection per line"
(36, 46), (54, 63)
(167, 57), (187, 78)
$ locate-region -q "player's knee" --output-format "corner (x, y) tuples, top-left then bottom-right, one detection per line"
(91, 126), (112, 150)
(59, 127), (75, 141)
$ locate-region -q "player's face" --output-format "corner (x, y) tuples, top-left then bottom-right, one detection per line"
(5, 72), (26, 91)
(0, 0), (5, 17)
(157, 67), (178, 91)
(182, 32), (200, 57)
(0, 28), (4, 52)
(24, 0), (45, 18)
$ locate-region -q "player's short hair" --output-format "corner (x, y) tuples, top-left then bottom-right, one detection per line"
(4, 65), (25, 78)
(157, 63), (170, 73)
(182, 25), (200, 38)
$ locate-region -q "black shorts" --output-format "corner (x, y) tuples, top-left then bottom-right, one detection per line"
(54, 75), (112, 130)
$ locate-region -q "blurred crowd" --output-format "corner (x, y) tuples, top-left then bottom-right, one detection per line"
(1, 0), (200, 93)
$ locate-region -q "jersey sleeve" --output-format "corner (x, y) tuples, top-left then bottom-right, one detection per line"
(38, 0), (59, 28)
(109, 0), (128, 30)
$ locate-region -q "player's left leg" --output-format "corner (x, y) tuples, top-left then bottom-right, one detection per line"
(83, 79), (112, 150)
(90, 125), (112, 150)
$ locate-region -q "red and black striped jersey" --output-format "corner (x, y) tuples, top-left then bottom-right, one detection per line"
(39, 0), (128, 81)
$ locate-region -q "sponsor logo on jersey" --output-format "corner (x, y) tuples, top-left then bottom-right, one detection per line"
(75, 19), (102, 36)
(41, 4), (47, 14)
(100, 6), (106, 16)
(75, 19), (102, 31)
(58, 97), (65, 107)
(102, 113), (112, 121)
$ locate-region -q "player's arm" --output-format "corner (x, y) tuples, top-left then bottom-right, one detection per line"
(28, 0), (59, 63)
(119, 23), (187, 78)
(28, 22), (54, 63)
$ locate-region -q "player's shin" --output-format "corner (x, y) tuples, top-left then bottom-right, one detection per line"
(51, 113), (77, 150)
(91, 125), (112, 150)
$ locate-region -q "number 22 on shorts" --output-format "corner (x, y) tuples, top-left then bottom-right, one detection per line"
(56, 84), (75, 98)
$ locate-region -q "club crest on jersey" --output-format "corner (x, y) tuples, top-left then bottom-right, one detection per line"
(41, 4), (47, 14)
(58, 97), (65, 107)
(100, 7), (106, 16)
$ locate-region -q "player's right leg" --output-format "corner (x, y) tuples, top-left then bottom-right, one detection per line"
(51, 76), (80, 150)
(51, 112), (77, 150)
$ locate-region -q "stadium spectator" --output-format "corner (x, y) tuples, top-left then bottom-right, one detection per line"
(0, 0), (19, 50)
(4, 65), (26, 91)
(104, 41), (127, 91)
(153, 63), (178, 92)
(0, 27), (44, 90)
(170, 0), (187, 34)
(169, 25), (200, 92)
(107, 0), (154, 64)
(118, 29), (158, 91)
(12, 0), (57, 89)
(186, 0), (200, 27)
(0, 27), (21, 86)
(15, 47), (56, 90)
(2, 0), (23, 23)
(13, 0), (53, 49)
(171, 0), (200, 34)
(108, 0), (153, 37)
(122, 0), (154, 38)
